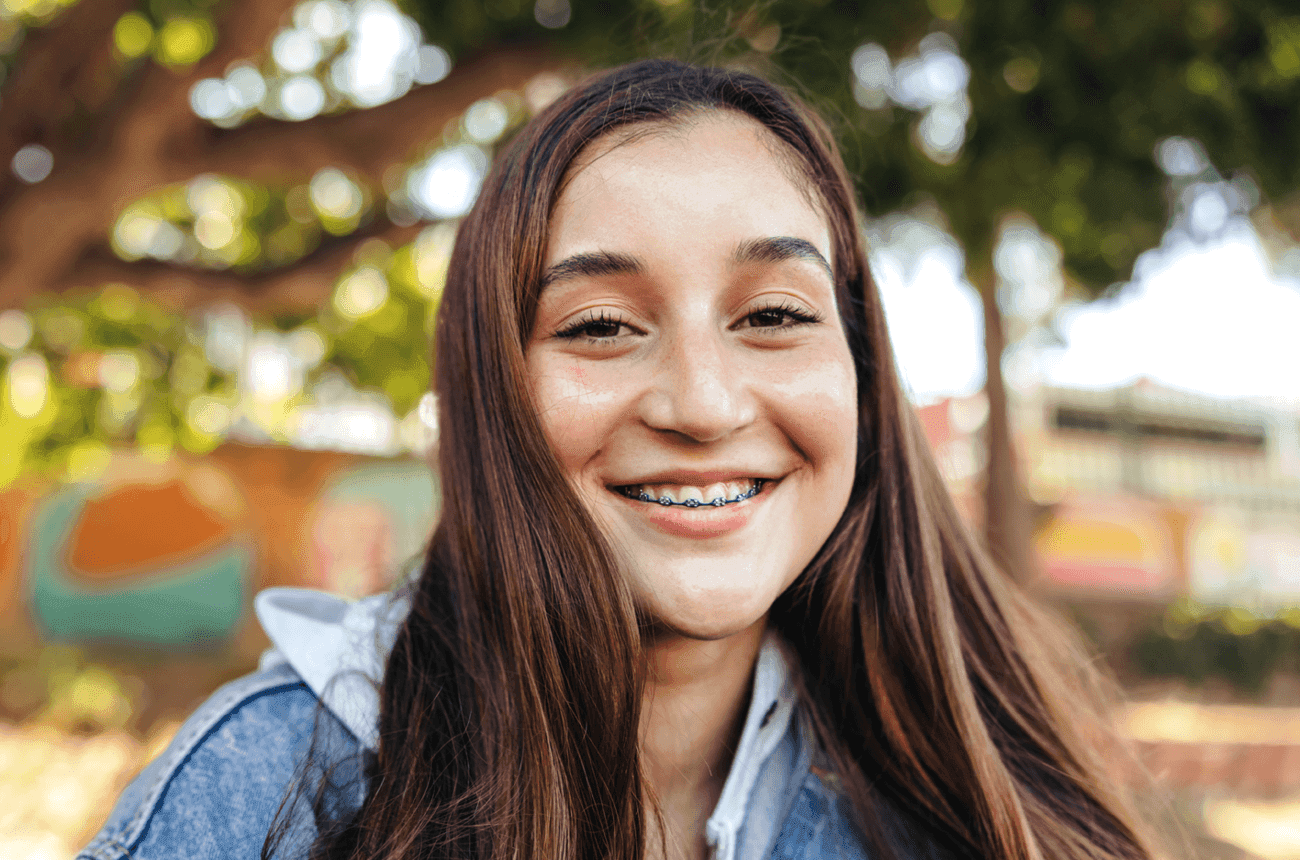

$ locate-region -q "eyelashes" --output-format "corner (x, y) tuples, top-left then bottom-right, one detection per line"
(554, 309), (632, 341)
(552, 300), (824, 343)
(741, 300), (823, 329)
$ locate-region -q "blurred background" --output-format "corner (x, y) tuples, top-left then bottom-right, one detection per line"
(1, 0), (1298, 857)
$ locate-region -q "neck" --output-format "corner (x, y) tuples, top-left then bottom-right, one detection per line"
(639, 617), (767, 860)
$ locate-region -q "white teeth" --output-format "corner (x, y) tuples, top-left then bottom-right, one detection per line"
(627, 479), (759, 504)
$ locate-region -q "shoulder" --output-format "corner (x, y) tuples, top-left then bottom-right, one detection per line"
(772, 765), (961, 860)
(77, 661), (366, 860)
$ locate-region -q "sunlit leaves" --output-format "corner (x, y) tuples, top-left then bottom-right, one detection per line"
(111, 173), (377, 273)
(155, 15), (214, 66)
(0, 0), (77, 26)
(188, 0), (453, 127)
(0, 285), (231, 486)
(1266, 15), (1300, 79)
(112, 12), (152, 59)
(321, 228), (454, 415)
(109, 2), (217, 68)
(1, 214), (462, 487)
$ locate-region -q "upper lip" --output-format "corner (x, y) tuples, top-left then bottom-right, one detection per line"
(607, 469), (778, 487)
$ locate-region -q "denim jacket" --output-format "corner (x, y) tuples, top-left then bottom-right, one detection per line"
(77, 587), (891, 860)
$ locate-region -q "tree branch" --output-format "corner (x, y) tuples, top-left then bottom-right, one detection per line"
(0, 42), (556, 311)
(0, 0), (134, 203)
(59, 219), (425, 313)
(195, 46), (558, 183)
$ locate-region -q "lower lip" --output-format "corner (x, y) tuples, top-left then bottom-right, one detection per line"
(611, 483), (772, 539)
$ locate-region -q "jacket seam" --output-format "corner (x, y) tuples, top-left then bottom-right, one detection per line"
(78, 671), (307, 860)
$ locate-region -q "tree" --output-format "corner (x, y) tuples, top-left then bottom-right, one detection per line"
(4, 0), (1299, 582)
(412, 0), (1300, 581)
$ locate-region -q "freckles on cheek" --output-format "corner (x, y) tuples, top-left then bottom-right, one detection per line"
(767, 355), (859, 444)
(533, 360), (621, 466)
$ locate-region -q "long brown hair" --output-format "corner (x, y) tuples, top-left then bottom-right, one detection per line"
(272, 59), (1156, 860)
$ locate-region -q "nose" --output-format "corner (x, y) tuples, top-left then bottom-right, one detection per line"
(638, 327), (755, 443)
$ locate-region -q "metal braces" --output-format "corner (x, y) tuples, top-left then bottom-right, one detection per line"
(637, 481), (763, 507)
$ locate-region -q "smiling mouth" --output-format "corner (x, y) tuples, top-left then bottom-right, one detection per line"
(613, 478), (766, 508)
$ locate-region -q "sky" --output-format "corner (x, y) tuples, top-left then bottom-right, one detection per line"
(874, 220), (1300, 411)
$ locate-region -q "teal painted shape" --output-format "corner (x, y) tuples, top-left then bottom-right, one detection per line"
(321, 461), (440, 562)
(26, 486), (250, 647)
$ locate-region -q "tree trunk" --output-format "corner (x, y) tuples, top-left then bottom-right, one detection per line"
(974, 261), (1036, 584)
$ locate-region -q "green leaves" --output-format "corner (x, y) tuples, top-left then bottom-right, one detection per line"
(401, 0), (1300, 291)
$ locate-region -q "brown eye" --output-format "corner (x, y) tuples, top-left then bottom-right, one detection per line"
(555, 310), (634, 341)
(583, 319), (623, 338)
(741, 302), (822, 330)
(748, 308), (790, 328)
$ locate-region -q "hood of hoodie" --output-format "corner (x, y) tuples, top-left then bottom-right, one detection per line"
(254, 585), (809, 860)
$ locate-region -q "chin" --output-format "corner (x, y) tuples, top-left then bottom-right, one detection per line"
(638, 585), (778, 642)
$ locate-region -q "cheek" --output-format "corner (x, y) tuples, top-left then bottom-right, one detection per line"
(528, 356), (633, 472)
(762, 350), (859, 466)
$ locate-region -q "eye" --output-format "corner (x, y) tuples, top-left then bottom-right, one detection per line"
(555, 310), (634, 341)
(740, 301), (823, 330)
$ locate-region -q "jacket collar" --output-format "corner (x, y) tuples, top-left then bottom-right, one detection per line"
(254, 585), (801, 860)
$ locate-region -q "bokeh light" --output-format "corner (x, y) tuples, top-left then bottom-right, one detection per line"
(0, 309), (34, 352)
(534, 0), (572, 29)
(11, 143), (53, 183)
(278, 74), (327, 120)
(333, 266), (389, 319)
(272, 27), (323, 74)
(851, 32), (971, 163)
(463, 98), (509, 144)
(1156, 136), (1210, 177)
(112, 11), (152, 58)
(406, 144), (488, 220)
(184, 0), (453, 128)
(7, 352), (50, 418)
(299, 0), (350, 39)
(155, 16), (215, 67)
(0, 0), (77, 26)
(332, 0), (421, 107)
(415, 44), (451, 85)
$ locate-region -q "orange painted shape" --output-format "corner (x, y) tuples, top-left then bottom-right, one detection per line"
(68, 481), (231, 579)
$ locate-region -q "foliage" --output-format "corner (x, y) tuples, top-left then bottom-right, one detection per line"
(409, 0), (1300, 290)
(1131, 600), (1300, 694)
(0, 285), (236, 486)
(5, 0), (1300, 554)
(0, 644), (138, 731)
(111, 172), (377, 273)
(0, 224), (456, 483)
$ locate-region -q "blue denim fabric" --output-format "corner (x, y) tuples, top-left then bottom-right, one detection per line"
(78, 584), (895, 859)
(77, 663), (366, 860)
(770, 773), (869, 860)
(77, 663), (878, 859)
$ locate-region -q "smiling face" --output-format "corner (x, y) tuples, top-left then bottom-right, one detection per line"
(525, 113), (859, 640)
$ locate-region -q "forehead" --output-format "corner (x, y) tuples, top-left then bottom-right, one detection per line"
(564, 109), (817, 205)
(547, 113), (830, 261)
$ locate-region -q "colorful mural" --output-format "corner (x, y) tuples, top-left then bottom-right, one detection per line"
(1034, 496), (1180, 597)
(25, 467), (251, 646)
(310, 460), (439, 597)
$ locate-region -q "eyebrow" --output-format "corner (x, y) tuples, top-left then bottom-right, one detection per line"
(732, 236), (834, 283)
(538, 236), (833, 291)
(540, 251), (643, 290)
